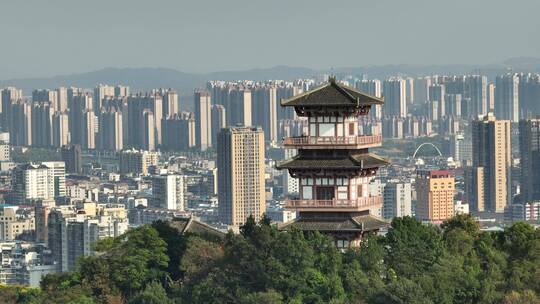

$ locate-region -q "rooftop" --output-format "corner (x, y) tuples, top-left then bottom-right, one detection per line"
(276, 152), (389, 170)
(281, 78), (383, 108)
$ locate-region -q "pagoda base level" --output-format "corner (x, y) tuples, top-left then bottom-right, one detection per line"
(278, 211), (389, 248)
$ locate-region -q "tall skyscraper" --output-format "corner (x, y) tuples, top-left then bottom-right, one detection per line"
(56, 87), (68, 112)
(252, 86), (278, 143)
(98, 108), (123, 151)
(495, 73), (519, 122)
(413, 76), (431, 104)
(487, 82), (495, 112)
(81, 110), (96, 150)
(61, 144), (82, 174)
(383, 78), (407, 117)
(161, 113), (195, 151)
(10, 101), (32, 146)
(519, 118), (540, 203)
(68, 94), (93, 145)
(1, 87), (23, 131)
(465, 75), (487, 118)
(217, 126), (265, 227)
(211, 104), (226, 146)
(416, 170), (455, 223)
(93, 84), (115, 111)
(428, 84), (446, 121)
(140, 110), (155, 151)
(32, 89), (58, 110)
(194, 89), (212, 151)
(383, 180), (412, 220)
(31, 102), (54, 147)
(161, 89), (179, 117)
(114, 85), (130, 98)
(468, 113), (511, 212)
(229, 89), (252, 126)
(151, 174), (185, 210)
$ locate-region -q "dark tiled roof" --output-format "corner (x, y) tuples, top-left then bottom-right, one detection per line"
(169, 217), (226, 238)
(276, 153), (389, 170)
(279, 214), (389, 232)
(281, 79), (383, 107)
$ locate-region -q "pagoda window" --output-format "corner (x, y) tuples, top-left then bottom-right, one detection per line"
(319, 123), (335, 137)
(316, 186), (334, 200)
(302, 186), (312, 199)
(309, 123), (317, 136)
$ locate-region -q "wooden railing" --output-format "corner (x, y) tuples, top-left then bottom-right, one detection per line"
(283, 135), (382, 146)
(284, 196), (382, 209)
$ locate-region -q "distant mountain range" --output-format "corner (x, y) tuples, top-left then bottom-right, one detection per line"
(2, 57), (540, 110)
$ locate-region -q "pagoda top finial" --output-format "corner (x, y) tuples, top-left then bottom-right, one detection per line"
(328, 75), (337, 83)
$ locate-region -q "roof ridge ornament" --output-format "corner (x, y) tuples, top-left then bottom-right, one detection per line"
(328, 75), (337, 84)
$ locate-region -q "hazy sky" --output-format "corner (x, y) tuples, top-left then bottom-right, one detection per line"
(1, 0), (539, 79)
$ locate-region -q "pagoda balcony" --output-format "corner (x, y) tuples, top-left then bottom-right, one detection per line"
(284, 196), (382, 212)
(283, 135), (382, 149)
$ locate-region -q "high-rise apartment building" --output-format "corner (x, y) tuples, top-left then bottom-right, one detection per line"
(465, 75), (488, 118)
(61, 144), (82, 174)
(229, 89), (252, 126)
(468, 113), (511, 212)
(119, 149), (159, 175)
(194, 89), (212, 151)
(11, 162), (66, 203)
(217, 126), (265, 227)
(211, 104), (226, 146)
(151, 174), (185, 210)
(10, 101), (32, 146)
(161, 89), (179, 117)
(98, 108), (123, 151)
(416, 170), (455, 223)
(48, 203), (128, 272)
(429, 84), (446, 121)
(52, 111), (70, 147)
(519, 118), (540, 203)
(1, 87), (23, 131)
(495, 74), (519, 122)
(161, 113), (195, 151)
(30, 102), (54, 148)
(93, 84), (115, 111)
(383, 180), (412, 220)
(252, 86), (278, 143)
(383, 78), (407, 117)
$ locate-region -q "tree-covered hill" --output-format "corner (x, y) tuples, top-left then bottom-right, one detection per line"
(1, 215), (539, 304)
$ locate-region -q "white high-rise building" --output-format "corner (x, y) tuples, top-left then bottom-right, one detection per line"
(195, 89), (212, 151)
(383, 181), (412, 219)
(151, 174), (185, 210)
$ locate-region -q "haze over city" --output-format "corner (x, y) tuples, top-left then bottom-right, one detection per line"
(1, 0), (540, 79)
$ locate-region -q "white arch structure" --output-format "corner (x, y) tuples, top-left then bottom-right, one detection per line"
(412, 142), (443, 158)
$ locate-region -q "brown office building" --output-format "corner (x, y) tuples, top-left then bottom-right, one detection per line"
(416, 170), (455, 223)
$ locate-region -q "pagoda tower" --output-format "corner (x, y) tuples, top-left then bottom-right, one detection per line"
(277, 78), (389, 248)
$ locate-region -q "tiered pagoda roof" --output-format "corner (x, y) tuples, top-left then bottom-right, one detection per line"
(279, 213), (388, 232)
(276, 152), (388, 171)
(281, 78), (383, 108)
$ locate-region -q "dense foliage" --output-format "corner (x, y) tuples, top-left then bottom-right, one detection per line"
(1, 215), (539, 303)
